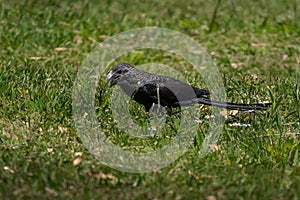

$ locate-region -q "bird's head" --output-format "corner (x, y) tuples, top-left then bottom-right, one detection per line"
(107, 62), (133, 86)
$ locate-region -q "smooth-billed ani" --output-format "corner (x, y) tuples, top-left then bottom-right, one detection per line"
(107, 62), (271, 115)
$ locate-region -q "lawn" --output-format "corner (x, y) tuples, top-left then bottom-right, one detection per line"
(0, 0), (299, 199)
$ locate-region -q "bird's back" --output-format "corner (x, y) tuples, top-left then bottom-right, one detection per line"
(117, 67), (209, 109)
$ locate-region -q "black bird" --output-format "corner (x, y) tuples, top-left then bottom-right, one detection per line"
(107, 62), (271, 115)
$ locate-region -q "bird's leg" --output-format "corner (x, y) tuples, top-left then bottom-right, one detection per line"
(166, 107), (172, 115)
(149, 103), (167, 119)
(147, 83), (168, 118)
(148, 103), (167, 136)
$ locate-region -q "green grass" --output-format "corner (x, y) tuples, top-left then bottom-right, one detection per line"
(1, 0), (300, 199)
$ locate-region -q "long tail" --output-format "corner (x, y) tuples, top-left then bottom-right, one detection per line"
(195, 98), (272, 110)
(173, 98), (272, 110)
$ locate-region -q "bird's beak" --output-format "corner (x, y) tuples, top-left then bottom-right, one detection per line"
(107, 70), (117, 87)
(107, 70), (113, 81)
(108, 79), (117, 87)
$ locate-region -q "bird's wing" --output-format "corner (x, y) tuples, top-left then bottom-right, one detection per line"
(155, 76), (210, 97)
(140, 80), (197, 105)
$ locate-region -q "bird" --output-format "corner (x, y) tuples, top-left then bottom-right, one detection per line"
(107, 62), (272, 115)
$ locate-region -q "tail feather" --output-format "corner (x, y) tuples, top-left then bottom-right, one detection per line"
(194, 98), (272, 110)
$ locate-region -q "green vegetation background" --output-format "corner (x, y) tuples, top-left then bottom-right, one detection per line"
(0, 0), (299, 199)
